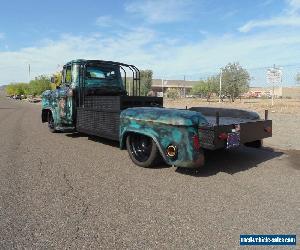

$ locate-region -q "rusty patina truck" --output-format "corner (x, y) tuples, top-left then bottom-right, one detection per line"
(41, 59), (272, 168)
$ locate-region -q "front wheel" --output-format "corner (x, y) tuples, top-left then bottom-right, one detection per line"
(48, 112), (57, 133)
(126, 133), (162, 168)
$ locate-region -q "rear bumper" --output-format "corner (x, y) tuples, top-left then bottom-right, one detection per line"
(199, 119), (272, 150)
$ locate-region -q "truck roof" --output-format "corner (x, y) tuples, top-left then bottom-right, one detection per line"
(64, 59), (138, 69)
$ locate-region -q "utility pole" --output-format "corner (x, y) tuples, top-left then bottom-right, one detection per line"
(161, 78), (164, 97)
(219, 68), (222, 103)
(267, 64), (282, 106)
(28, 64), (31, 82)
(183, 75), (186, 98)
(272, 64), (275, 106)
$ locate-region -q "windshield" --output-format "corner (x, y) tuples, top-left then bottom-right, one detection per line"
(84, 65), (124, 90)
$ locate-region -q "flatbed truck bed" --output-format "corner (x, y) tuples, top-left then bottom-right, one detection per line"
(189, 107), (272, 150)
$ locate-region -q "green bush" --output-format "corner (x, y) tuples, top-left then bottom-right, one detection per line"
(166, 88), (179, 99)
(5, 75), (51, 97)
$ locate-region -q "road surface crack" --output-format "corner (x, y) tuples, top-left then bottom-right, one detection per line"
(62, 173), (74, 196)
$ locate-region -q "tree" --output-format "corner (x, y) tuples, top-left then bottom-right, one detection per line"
(5, 84), (17, 96)
(51, 71), (62, 90)
(221, 62), (250, 102)
(191, 80), (206, 97)
(16, 83), (29, 95)
(28, 75), (51, 96)
(5, 83), (29, 96)
(140, 70), (153, 96)
(296, 73), (300, 85)
(191, 76), (219, 101)
(5, 75), (52, 97)
(166, 88), (179, 99)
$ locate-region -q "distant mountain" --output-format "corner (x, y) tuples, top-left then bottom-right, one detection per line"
(0, 85), (7, 90)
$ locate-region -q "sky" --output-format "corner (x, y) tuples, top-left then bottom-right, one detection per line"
(0, 0), (300, 85)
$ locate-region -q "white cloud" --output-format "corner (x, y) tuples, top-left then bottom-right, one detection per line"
(222, 10), (238, 19)
(288, 0), (300, 13)
(0, 29), (157, 83)
(239, 15), (300, 32)
(1, 27), (300, 84)
(124, 0), (193, 23)
(95, 16), (114, 27)
(151, 31), (300, 78)
(239, 0), (300, 32)
(260, 0), (274, 7)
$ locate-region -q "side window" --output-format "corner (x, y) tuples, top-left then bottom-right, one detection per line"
(61, 68), (66, 84)
(71, 64), (80, 86)
(86, 67), (106, 79)
(65, 66), (72, 84)
(84, 66), (123, 88)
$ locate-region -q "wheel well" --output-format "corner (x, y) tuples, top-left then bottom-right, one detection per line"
(41, 109), (51, 123)
(121, 132), (133, 149)
(122, 131), (166, 160)
(122, 132), (154, 149)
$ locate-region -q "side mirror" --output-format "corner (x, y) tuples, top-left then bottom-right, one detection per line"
(50, 77), (55, 83)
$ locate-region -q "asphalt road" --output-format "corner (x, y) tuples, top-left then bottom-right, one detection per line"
(0, 95), (299, 249)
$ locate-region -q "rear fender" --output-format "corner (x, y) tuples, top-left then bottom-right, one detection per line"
(121, 129), (168, 162)
(120, 120), (204, 168)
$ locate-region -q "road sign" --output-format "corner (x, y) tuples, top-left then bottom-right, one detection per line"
(157, 92), (163, 97)
(266, 67), (282, 85)
(266, 66), (282, 106)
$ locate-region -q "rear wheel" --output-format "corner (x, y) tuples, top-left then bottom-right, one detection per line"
(126, 133), (161, 167)
(244, 140), (262, 148)
(48, 112), (57, 133)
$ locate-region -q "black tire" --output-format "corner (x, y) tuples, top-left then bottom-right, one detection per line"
(244, 140), (262, 148)
(48, 112), (57, 133)
(126, 133), (162, 168)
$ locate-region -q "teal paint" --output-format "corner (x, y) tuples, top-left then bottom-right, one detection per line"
(172, 129), (182, 142)
(120, 107), (209, 168)
(42, 88), (208, 167)
(41, 59), (209, 168)
(42, 86), (74, 127)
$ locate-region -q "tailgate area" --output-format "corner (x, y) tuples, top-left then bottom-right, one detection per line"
(199, 119), (272, 150)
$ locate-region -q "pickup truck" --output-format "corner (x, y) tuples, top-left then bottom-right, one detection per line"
(41, 59), (272, 168)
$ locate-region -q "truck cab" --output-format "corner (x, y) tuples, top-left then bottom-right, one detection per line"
(42, 59), (162, 137)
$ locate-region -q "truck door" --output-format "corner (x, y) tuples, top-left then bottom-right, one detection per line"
(75, 64), (120, 140)
(58, 65), (74, 125)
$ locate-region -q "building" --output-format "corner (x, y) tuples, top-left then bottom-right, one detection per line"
(279, 86), (300, 98)
(151, 79), (199, 97)
(248, 86), (300, 99)
(150, 78), (300, 99)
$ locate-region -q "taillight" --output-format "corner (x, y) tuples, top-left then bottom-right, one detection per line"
(218, 132), (228, 141)
(264, 127), (272, 133)
(193, 135), (200, 150)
